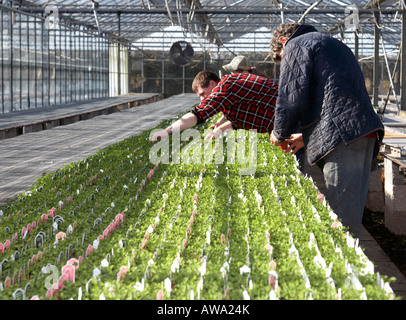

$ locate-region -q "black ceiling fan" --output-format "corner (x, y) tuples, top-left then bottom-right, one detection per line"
(169, 41), (194, 66)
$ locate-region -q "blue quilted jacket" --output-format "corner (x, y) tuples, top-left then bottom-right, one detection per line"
(274, 25), (384, 165)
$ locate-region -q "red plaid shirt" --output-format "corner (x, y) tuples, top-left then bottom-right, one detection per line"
(191, 73), (278, 133)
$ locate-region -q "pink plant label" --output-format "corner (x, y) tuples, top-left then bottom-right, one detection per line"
(19, 268), (23, 282)
(58, 276), (65, 290)
(103, 229), (109, 238)
(0, 243), (3, 253)
(61, 272), (69, 282)
(46, 289), (52, 298)
(46, 284), (58, 298)
(269, 275), (275, 289)
(67, 258), (80, 269)
(265, 244), (272, 253)
(221, 234), (226, 244)
(4, 277), (11, 289)
(86, 245), (93, 257)
(117, 270), (125, 282)
(49, 208), (56, 217)
(115, 214), (123, 225)
(56, 232), (66, 242)
(141, 239), (147, 251)
(62, 264), (76, 283)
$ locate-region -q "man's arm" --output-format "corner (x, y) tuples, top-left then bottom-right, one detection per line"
(209, 114), (226, 129)
(269, 130), (285, 146)
(272, 43), (313, 142)
(151, 112), (198, 142)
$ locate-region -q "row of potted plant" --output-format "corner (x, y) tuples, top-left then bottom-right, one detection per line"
(0, 112), (397, 300)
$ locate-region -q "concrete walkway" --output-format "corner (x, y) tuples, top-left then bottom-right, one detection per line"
(0, 93), (163, 140)
(0, 93), (199, 204)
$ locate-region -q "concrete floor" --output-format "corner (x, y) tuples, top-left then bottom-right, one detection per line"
(0, 93), (199, 203)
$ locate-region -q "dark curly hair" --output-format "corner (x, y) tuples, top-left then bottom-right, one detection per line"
(270, 22), (301, 64)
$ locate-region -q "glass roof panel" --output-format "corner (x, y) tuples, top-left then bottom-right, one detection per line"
(8, 0), (402, 57)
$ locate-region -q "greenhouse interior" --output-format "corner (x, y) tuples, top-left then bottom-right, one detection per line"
(0, 0), (406, 305)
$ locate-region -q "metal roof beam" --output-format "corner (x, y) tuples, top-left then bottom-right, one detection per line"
(185, 0), (223, 47)
(18, 7), (405, 15)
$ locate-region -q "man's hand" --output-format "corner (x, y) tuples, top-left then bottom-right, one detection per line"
(284, 133), (304, 155)
(269, 130), (283, 147)
(205, 121), (233, 140)
(204, 127), (223, 140)
(209, 123), (219, 129)
(151, 112), (198, 143)
(151, 129), (169, 143)
(209, 115), (226, 129)
(270, 132), (304, 155)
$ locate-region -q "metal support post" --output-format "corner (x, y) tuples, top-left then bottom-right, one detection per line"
(373, 12), (380, 108)
(401, 10), (406, 112)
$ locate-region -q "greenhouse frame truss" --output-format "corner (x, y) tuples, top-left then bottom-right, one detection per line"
(0, 0), (406, 113)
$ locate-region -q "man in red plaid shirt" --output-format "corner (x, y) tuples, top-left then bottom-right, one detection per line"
(151, 70), (304, 167)
(192, 71), (278, 134)
(151, 70), (279, 141)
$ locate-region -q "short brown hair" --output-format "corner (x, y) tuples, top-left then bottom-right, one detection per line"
(270, 22), (301, 64)
(192, 71), (220, 92)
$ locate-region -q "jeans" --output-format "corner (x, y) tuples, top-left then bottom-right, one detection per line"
(322, 137), (376, 239)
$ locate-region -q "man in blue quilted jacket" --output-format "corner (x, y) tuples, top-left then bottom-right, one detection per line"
(269, 22), (384, 239)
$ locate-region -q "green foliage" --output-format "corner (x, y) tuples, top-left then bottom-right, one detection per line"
(0, 113), (398, 300)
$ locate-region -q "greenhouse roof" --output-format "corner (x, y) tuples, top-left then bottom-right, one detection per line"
(7, 0), (405, 57)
